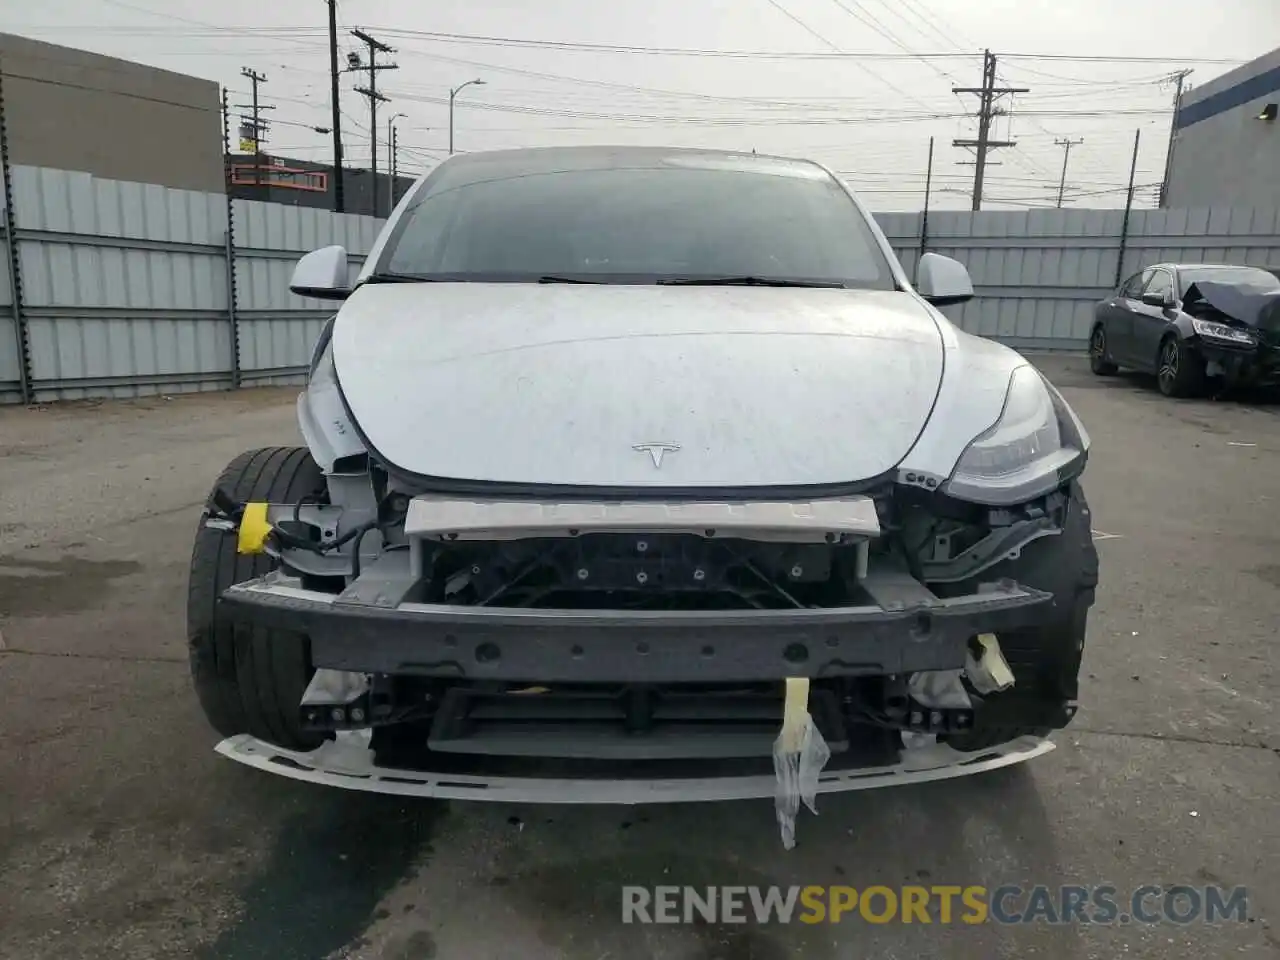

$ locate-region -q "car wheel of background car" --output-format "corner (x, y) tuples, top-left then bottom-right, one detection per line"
(938, 480), (1099, 753)
(1156, 334), (1206, 398)
(187, 447), (327, 751)
(1088, 324), (1118, 376)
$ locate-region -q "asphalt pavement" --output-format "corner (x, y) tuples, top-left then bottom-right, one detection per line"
(0, 355), (1276, 959)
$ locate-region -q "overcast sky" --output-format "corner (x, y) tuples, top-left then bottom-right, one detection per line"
(2, 0), (1276, 209)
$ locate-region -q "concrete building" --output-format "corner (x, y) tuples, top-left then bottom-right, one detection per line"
(0, 32), (222, 192)
(1164, 46), (1280, 208)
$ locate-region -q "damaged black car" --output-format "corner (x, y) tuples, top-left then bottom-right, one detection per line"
(1090, 262), (1280, 397)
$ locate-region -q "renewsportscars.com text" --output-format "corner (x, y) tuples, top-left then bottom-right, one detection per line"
(621, 885), (1249, 926)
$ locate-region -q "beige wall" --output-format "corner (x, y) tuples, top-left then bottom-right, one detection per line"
(0, 33), (223, 192)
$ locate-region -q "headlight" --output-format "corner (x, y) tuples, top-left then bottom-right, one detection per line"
(1190, 317), (1255, 345)
(944, 365), (1087, 505)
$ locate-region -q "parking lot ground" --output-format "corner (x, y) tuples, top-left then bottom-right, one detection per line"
(0, 355), (1277, 960)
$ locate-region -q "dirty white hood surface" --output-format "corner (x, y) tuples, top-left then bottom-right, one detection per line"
(332, 283), (945, 488)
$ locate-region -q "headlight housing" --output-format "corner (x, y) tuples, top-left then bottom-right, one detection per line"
(944, 365), (1088, 505)
(1190, 317), (1255, 345)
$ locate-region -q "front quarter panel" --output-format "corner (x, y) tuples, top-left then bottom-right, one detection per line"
(896, 321), (1029, 486)
(298, 336), (366, 473)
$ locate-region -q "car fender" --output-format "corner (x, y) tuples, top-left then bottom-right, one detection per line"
(298, 320), (366, 474)
(896, 314), (1031, 487)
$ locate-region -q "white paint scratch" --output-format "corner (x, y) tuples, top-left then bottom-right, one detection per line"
(1197, 674), (1271, 711)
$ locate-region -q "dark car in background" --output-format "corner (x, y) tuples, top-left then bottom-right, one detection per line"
(1090, 263), (1280, 397)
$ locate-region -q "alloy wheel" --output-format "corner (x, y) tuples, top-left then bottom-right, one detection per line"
(1158, 340), (1179, 391)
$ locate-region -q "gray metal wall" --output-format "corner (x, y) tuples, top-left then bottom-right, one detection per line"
(1165, 46), (1280, 209)
(876, 207), (1280, 351)
(0, 166), (379, 402)
(2, 164), (1279, 403)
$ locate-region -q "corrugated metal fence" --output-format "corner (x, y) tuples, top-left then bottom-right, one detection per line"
(0, 165), (378, 403)
(2, 164), (1279, 403)
(877, 207), (1280, 351)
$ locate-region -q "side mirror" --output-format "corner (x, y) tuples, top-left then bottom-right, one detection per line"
(916, 252), (974, 306)
(290, 245), (351, 300)
(1141, 291), (1172, 308)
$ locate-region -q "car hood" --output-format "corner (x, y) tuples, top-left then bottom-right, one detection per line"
(1186, 280), (1280, 331)
(331, 283), (945, 488)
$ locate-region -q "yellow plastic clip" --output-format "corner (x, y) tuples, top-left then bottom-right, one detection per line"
(236, 502), (273, 555)
(779, 677), (811, 753)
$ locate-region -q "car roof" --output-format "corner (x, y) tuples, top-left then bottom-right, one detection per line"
(433, 144), (831, 179)
(1153, 262), (1259, 271)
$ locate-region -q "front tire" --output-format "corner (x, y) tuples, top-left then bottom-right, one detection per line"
(1157, 335), (1205, 398)
(187, 447), (327, 751)
(1089, 324), (1118, 376)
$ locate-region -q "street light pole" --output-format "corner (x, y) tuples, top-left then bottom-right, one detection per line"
(449, 78), (485, 155)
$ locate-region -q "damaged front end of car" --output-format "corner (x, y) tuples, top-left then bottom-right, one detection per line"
(204, 361), (1097, 810)
(1184, 279), (1280, 389)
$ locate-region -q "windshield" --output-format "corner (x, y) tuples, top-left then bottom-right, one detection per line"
(377, 152), (895, 288)
(1179, 266), (1280, 294)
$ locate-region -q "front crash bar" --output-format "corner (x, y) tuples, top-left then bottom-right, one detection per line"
(218, 572), (1053, 684)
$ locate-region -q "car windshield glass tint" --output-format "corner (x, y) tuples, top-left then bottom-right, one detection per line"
(382, 158), (894, 288)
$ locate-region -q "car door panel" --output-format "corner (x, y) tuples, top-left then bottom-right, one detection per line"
(1131, 269), (1176, 370)
(1108, 270), (1150, 364)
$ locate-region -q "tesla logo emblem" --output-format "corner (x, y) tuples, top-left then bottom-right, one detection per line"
(633, 442), (681, 468)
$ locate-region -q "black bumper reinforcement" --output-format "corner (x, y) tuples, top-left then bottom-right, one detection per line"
(220, 576), (1054, 683)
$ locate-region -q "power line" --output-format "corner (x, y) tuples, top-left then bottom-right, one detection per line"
(363, 26), (1249, 64)
(826, 0), (970, 91)
(384, 45), (835, 112)
(890, 0), (978, 52)
(762, 0), (944, 112)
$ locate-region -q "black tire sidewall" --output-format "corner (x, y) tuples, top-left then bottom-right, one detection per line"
(1159, 336), (1204, 398)
(1089, 326), (1116, 375)
(187, 447), (327, 750)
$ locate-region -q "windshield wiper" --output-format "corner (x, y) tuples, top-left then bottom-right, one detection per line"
(363, 271), (437, 284)
(656, 276), (847, 288)
(537, 275), (606, 284)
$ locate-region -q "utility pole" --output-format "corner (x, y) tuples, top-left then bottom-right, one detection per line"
(953, 50), (1028, 211)
(386, 112), (405, 214)
(236, 68), (273, 188)
(1053, 137), (1084, 208)
(1158, 69), (1193, 208)
(326, 0), (344, 213)
(1114, 128), (1143, 287)
(918, 136), (934, 275)
(348, 28), (398, 217)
